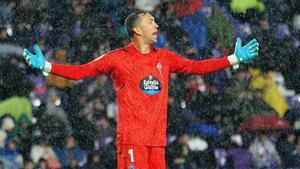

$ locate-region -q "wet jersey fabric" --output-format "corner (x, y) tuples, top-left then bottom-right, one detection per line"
(50, 43), (231, 146)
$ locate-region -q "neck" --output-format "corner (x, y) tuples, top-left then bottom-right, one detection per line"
(132, 37), (151, 54)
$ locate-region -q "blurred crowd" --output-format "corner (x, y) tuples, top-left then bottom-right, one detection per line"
(0, 0), (300, 168)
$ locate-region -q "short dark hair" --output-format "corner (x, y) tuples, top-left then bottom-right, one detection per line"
(125, 10), (149, 38)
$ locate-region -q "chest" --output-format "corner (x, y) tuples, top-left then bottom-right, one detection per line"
(115, 53), (168, 81)
(112, 52), (169, 96)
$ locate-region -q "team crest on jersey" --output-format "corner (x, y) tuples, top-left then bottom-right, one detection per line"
(128, 164), (135, 169)
(157, 62), (162, 74)
(140, 75), (161, 95)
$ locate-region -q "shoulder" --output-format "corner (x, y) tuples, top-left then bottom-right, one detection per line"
(93, 47), (125, 62)
(155, 47), (167, 53)
(154, 48), (173, 57)
(106, 47), (126, 56)
(155, 48), (179, 58)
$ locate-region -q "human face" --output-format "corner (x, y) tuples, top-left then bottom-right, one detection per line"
(135, 13), (159, 44)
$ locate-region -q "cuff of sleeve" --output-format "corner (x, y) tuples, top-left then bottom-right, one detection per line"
(42, 61), (52, 76)
(227, 54), (239, 66)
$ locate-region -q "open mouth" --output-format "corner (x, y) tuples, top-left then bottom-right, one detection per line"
(153, 32), (158, 38)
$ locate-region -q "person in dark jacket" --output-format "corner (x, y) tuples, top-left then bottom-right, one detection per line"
(83, 151), (107, 169)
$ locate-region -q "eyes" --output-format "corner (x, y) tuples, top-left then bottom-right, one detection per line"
(149, 19), (155, 24)
(141, 15), (157, 27)
(149, 20), (158, 27)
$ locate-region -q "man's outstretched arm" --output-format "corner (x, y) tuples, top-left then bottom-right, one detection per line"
(167, 38), (259, 74)
(23, 45), (114, 80)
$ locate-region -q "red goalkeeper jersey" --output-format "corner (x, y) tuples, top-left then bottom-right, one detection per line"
(50, 43), (231, 146)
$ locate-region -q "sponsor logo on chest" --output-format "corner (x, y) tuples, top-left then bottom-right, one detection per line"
(139, 75), (161, 95)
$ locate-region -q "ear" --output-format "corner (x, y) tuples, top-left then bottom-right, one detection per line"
(133, 27), (142, 36)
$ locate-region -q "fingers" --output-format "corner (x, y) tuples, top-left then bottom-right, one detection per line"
(34, 44), (43, 57)
(250, 52), (259, 57)
(235, 38), (259, 61)
(236, 37), (242, 48)
(245, 39), (259, 50)
(249, 42), (259, 50)
(250, 47), (259, 53)
(248, 41), (259, 54)
(246, 39), (259, 58)
(23, 49), (30, 59)
(23, 49), (35, 66)
(23, 49), (32, 63)
(246, 39), (258, 47)
(248, 46), (259, 58)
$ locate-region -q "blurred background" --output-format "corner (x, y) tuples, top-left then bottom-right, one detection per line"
(0, 0), (300, 168)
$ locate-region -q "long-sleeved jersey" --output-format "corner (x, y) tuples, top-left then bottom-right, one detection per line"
(50, 43), (232, 146)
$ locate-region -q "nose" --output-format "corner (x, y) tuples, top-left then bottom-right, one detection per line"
(154, 22), (159, 29)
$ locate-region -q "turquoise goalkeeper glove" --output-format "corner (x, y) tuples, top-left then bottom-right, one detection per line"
(23, 45), (52, 76)
(234, 37), (259, 62)
(23, 45), (46, 70)
(228, 37), (259, 69)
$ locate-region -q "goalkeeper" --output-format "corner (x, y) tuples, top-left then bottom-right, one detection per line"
(24, 10), (259, 169)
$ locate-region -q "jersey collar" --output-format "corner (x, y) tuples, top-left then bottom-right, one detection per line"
(126, 43), (155, 54)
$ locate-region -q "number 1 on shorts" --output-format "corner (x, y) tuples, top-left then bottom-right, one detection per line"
(128, 149), (134, 162)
